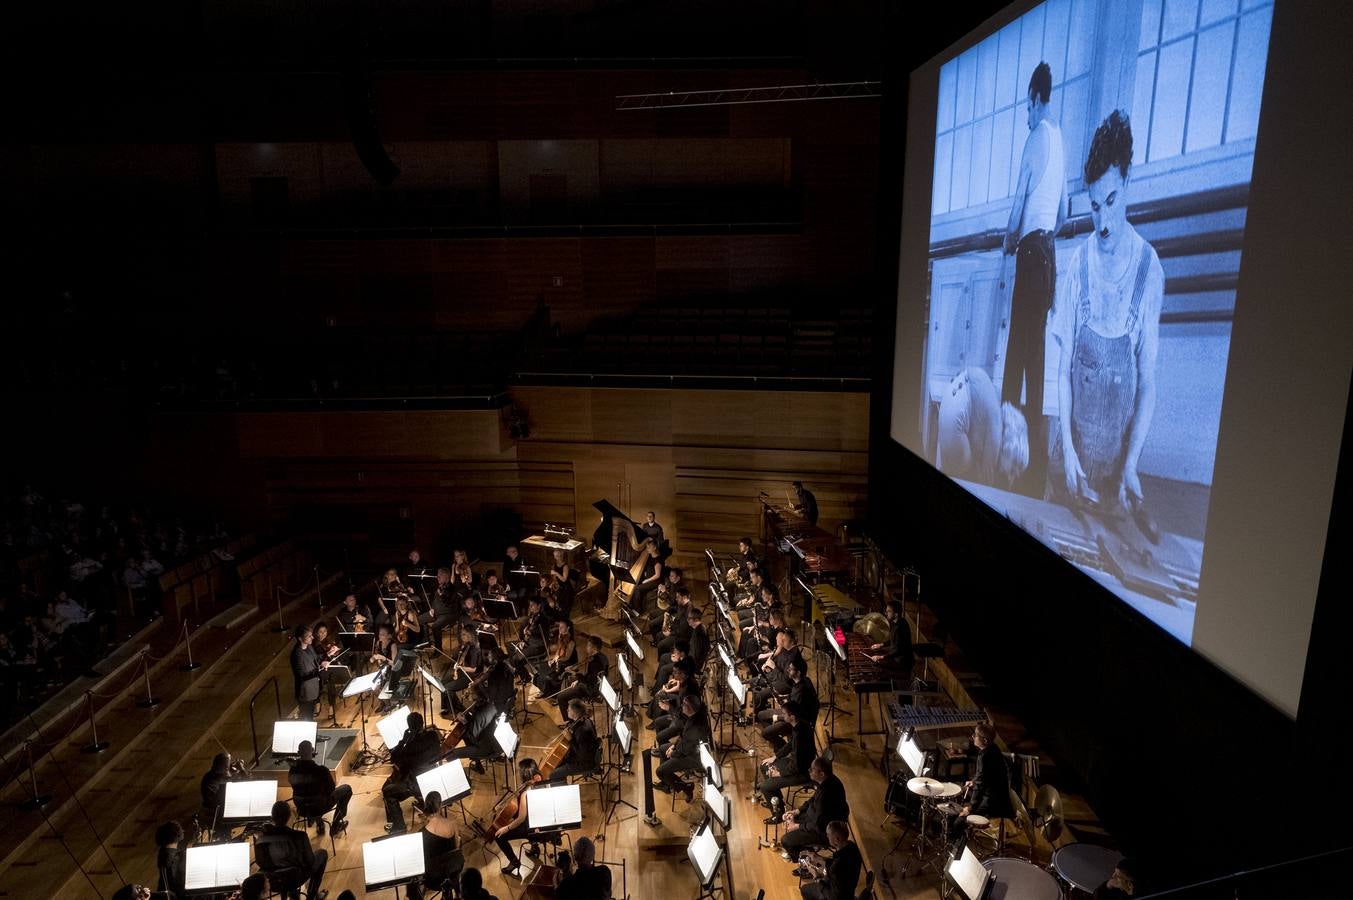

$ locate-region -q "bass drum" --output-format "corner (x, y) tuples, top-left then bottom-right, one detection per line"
(853, 612), (890, 645)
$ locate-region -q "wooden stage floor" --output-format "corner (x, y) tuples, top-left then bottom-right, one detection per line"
(0, 576), (1102, 900)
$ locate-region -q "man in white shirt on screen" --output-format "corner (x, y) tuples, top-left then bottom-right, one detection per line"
(1002, 60), (1067, 494)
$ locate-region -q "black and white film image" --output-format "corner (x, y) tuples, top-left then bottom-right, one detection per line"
(918, 0), (1274, 644)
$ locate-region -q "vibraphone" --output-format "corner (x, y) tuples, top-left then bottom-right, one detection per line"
(842, 632), (904, 748)
(887, 700), (988, 733)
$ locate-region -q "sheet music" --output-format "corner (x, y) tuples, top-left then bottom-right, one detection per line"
(947, 846), (989, 900)
(717, 644), (733, 669)
(376, 704), (412, 749)
(704, 779), (730, 829)
(617, 655), (632, 688)
(494, 716), (518, 756)
(614, 715), (632, 754)
(727, 669), (746, 705)
(823, 624), (846, 661)
(687, 823), (722, 885)
(599, 676), (619, 711)
(416, 760), (472, 805)
(697, 742), (722, 790)
(222, 780), (276, 819)
(419, 666), (447, 694)
(184, 842), (250, 891)
(272, 720), (317, 755)
(362, 832), (426, 887)
(342, 665), (386, 698)
(625, 629), (644, 660)
(526, 783), (583, 829)
(897, 731), (926, 775)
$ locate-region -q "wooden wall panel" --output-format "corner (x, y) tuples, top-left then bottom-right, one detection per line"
(236, 410), (508, 459)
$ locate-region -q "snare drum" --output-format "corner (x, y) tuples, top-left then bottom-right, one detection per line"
(964, 814), (990, 828)
(983, 857), (1064, 900)
(938, 801), (963, 817)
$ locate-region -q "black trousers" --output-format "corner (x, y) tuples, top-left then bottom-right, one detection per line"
(781, 825), (827, 855)
(761, 772), (809, 808)
(440, 673), (470, 714)
(1003, 229), (1055, 492)
(548, 758), (598, 782)
(382, 776), (418, 831)
(658, 753), (701, 788)
(496, 821), (531, 868)
(296, 697), (317, 721)
(760, 716), (792, 750)
(553, 682), (594, 708)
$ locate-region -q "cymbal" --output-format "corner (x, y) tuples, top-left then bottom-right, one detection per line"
(907, 776), (961, 797)
(854, 612), (890, 644)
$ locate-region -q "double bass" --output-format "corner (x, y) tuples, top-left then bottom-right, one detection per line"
(588, 500), (657, 623)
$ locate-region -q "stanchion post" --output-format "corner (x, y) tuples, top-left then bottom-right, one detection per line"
(183, 619), (201, 671)
(19, 741), (52, 811)
(81, 691), (110, 753)
(137, 649), (160, 709)
(274, 586), (289, 633)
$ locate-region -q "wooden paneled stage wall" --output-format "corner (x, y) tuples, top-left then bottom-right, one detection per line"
(223, 386), (869, 565)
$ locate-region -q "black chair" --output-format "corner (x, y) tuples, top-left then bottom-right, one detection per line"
(292, 796), (338, 855)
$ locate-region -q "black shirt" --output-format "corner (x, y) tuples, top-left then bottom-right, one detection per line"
(565, 719), (601, 769)
(775, 719), (817, 780)
(557, 864), (613, 900)
(673, 714), (711, 759)
(291, 643), (321, 701)
(789, 676), (821, 726)
(391, 728), (444, 778)
(797, 488), (819, 525)
(971, 743), (1012, 818)
(289, 758), (336, 811)
(799, 774), (848, 834)
(687, 625), (710, 668)
(200, 769), (230, 814)
(258, 823), (317, 873)
(337, 604), (373, 633)
(887, 618), (914, 672)
(483, 661), (516, 710)
(640, 521), (664, 546)
(822, 841), (863, 900)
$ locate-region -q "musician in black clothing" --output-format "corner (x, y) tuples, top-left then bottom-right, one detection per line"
(631, 550), (664, 612)
(291, 624), (328, 721)
(422, 567), (457, 651)
(199, 752), (243, 837)
(960, 722), (1012, 821)
(685, 606), (710, 670)
(640, 511), (665, 547)
(548, 699), (601, 782)
(653, 694), (710, 802)
(1092, 858), (1141, 899)
(757, 701), (816, 819)
(556, 836), (611, 900)
(781, 757), (850, 857)
(754, 628), (804, 713)
(865, 600), (913, 679)
(383, 712), (443, 833)
(648, 656), (698, 728)
(799, 821), (862, 900)
(760, 657), (818, 750)
(554, 634), (609, 709)
(289, 740), (353, 834)
(154, 821), (186, 899)
(792, 481), (819, 526)
(739, 602), (784, 663)
(439, 624), (482, 716)
(257, 801), (328, 900)
(336, 593), (373, 634)
(516, 597), (550, 673)
(446, 649), (516, 771)
(651, 586), (691, 649)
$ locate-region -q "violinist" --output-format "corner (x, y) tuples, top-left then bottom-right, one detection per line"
(336, 593), (372, 635)
(425, 567), (457, 651)
(549, 549), (575, 618)
(516, 596), (550, 676)
(531, 619), (577, 700)
(482, 570), (509, 603)
(199, 751), (247, 838)
(439, 623), (481, 718)
(451, 549), (477, 590)
(494, 758), (541, 879)
(313, 622), (342, 664)
(394, 595), (423, 646)
(554, 633), (609, 710)
(371, 623), (404, 683)
(547, 699), (600, 782)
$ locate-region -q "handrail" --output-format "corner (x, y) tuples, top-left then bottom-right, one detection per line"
(247, 676), (283, 768)
(1138, 845), (1353, 898)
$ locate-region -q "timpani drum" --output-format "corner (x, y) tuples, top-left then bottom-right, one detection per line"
(1052, 843), (1123, 895)
(982, 857), (1064, 900)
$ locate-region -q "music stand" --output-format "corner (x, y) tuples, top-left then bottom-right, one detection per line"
(526, 782), (584, 831)
(819, 622), (850, 745)
(377, 705), (413, 751)
(703, 778), (732, 831)
(363, 831), (426, 896)
(416, 759), (474, 825)
(493, 714), (519, 759)
(344, 663), (389, 769)
(599, 675), (620, 714)
(222, 780), (277, 823)
(604, 712), (638, 826)
(945, 844), (992, 900)
(687, 820), (724, 898)
(897, 728), (928, 777)
(697, 741), (723, 790)
(184, 842), (250, 895)
(624, 629), (644, 661)
(716, 666), (749, 762)
(617, 654), (633, 690)
(271, 720), (317, 758)
(483, 597), (518, 622)
(418, 666), (446, 723)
